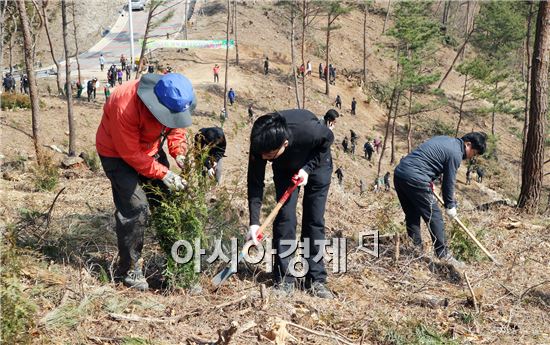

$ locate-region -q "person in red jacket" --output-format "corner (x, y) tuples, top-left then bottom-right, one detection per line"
(96, 73), (196, 291)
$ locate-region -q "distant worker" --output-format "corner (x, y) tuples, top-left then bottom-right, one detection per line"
(318, 62), (323, 79)
(363, 140), (374, 161)
(384, 172), (391, 191)
(264, 57), (269, 75)
(342, 136), (349, 153)
(335, 95), (342, 109)
(335, 167), (344, 186)
(120, 54), (127, 70)
(117, 69), (123, 85)
(351, 97), (357, 115)
(306, 60), (312, 76)
(476, 166), (485, 183)
(104, 82), (111, 101)
(373, 136), (382, 154)
(99, 54), (105, 71)
(213, 64), (220, 83)
(228, 88), (236, 105)
(87, 78), (97, 102)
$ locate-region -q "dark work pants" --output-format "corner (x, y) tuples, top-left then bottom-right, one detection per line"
(99, 150), (170, 276)
(393, 175), (447, 257)
(272, 161), (332, 285)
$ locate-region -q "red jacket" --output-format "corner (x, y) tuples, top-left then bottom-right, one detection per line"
(96, 80), (187, 179)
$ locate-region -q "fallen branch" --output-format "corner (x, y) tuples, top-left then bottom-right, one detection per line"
(519, 280), (550, 301)
(44, 187), (66, 228)
(286, 321), (356, 345)
(87, 335), (125, 344)
(464, 272), (479, 313)
(109, 312), (188, 323)
(214, 294), (248, 310)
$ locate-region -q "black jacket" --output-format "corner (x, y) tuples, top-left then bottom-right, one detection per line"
(247, 109), (334, 225)
(195, 127), (226, 169)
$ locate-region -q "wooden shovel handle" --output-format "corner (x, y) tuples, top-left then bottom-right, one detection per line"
(432, 190), (500, 265)
(256, 178), (301, 239)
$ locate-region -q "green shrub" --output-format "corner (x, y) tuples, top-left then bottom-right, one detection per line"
(0, 226), (37, 344)
(32, 153), (59, 191)
(449, 219), (486, 263)
(0, 93), (45, 110)
(1, 93), (31, 110)
(152, 143), (242, 288)
(81, 150), (100, 172)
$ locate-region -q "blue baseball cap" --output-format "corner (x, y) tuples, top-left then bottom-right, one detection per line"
(137, 73), (196, 128)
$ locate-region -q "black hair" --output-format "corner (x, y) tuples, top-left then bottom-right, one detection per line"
(250, 112), (290, 155)
(324, 109), (339, 122)
(461, 132), (487, 155)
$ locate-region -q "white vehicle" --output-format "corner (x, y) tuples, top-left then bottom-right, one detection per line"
(131, 0), (146, 11)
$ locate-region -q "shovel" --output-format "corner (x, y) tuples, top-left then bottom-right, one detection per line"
(211, 177), (302, 289)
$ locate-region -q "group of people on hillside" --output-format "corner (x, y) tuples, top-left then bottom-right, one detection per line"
(2, 73), (29, 94)
(95, 70), (488, 300)
(319, 63), (337, 84)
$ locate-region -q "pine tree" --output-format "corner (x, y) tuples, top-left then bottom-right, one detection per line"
(518, 0), (549, 213)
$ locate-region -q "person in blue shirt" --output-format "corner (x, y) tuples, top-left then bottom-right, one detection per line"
(393, 132), (487, 269)
(228, 88), (236, 105)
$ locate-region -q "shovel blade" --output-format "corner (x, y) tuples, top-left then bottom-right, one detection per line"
(211, 252), (245, 288)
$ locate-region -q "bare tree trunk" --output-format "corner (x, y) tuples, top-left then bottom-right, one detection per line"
(16, 0), (43, 163)
(290, 7), (301, 109)
(518, 0), (549, 213)
(223, 0), (230, 113)
(407, 90), (413, 152)
(234, 0), (239, 66)
(377, 87), (396, 178)
(442, 0), (450, 26)
(0, 0), (8, 72)
(62, 0), (76, 156)
(325, 14), (331, 96)
(70, 2), (81, 83)
(300, 0), (307, 108)
(183, 0), (188, 39)
(136, 10), (153, 79)
(491, 81), (498, 136)
(390, 90), (401, 164)
(40, 3), (63, 95)
(438, 25), (474, 89)
(363, 4), (367, 84)
(522, 1), (534, 163)
(455, 73), (468, 137)
(382, 0), (391, 34)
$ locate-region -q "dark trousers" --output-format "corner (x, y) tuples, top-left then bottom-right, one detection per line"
(272, 161), (332, 285)
(99, 150), (170, 276)
(393, 175), (447, 257)
(214, 74), (219, 82)
(365, 151), (372, 161)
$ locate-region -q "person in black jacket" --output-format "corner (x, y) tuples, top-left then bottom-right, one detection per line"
(363, 140), (374, 161)
(247, 110), (334, 299)
(194, 127), (226, 183)
(393, 132), (487, 269)
(335, 167), (344, 186)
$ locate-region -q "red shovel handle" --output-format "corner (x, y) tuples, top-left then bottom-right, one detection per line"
(255, 177), (302, 241)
